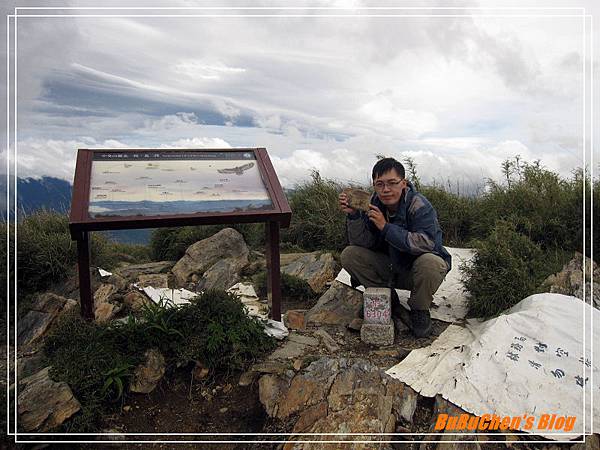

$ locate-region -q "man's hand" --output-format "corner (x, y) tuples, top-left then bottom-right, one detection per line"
(339, 192), (356, 215)
(368, 204), (386, 231)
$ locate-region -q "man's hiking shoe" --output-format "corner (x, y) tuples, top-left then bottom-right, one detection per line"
(410, 310), (432, 338)
(392, 301), (411, 329)
(390, 289), (411, 327)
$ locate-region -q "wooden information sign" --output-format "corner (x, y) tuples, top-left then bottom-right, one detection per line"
(69, 148), (291, 321)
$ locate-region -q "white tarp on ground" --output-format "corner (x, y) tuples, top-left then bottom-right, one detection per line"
(386, 293), (599, 440)
(335, 247), (475, 322)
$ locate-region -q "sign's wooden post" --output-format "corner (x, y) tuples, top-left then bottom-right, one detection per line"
(266, 221), (281, 321)
(76, 231), (94, 320)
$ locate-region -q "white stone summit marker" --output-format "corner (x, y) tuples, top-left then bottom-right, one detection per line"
(360, 287), (394, 346)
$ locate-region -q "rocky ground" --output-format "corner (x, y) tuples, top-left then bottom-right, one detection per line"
(6, 228), (600, 449)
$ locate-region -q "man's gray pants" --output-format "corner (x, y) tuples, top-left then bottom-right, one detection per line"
(340, 245), (448, 311)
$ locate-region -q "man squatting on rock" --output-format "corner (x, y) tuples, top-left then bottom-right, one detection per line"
(338, 157), (452, 338)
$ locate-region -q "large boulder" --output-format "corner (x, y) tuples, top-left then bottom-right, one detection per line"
(17, 293), (77, 347)
(280, 252), (341, 293)
(130, 349), (166, 394)
(171, 228), (249, 289)
(18, 367), (81, 431)
(199, 258), (247, 291)
(259, 357), (418, 449)
(305, 281), (363, 325)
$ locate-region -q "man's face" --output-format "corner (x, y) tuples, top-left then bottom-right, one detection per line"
(373, 169), (405, 207)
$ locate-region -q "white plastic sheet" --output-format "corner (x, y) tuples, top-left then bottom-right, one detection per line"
(227, 282), (259, 302)
(262, 319), (289, 340)
(386, 293), (599, 440)
(137, 285), (196, 306)
(226, 282), (288, 340)
(335, 247), (475, 322)
(98, 268), (112, 277)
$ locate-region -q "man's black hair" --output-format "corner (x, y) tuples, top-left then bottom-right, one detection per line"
(372, 157), (405, 180)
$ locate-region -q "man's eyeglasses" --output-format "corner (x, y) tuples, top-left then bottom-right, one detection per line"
(374, 179), (403, 190)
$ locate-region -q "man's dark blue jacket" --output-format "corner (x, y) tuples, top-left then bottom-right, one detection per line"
(346, 181), (452, 272)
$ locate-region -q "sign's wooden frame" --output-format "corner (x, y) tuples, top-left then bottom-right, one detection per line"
(69, 148), (291, 321)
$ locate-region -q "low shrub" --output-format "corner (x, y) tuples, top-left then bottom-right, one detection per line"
(11, 211), (147, 305)
(420, 185), (477, 247)
(169, 290), (276, 370)
(253, 271), (315, 301)
(461, 221), (568, 318)
(43, 290), (276, 432)
(283, 171), (347, 252)
(473, 159), (583, 250)
(43, 311), (144, 432)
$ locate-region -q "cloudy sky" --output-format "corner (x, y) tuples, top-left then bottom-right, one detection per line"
(1, 0), (598, 191)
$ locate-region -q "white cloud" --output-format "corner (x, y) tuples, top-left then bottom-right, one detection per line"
(6, 3), (594, 189)
(165, 137), (232, 148)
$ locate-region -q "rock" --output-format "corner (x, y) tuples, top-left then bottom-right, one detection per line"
(374, 347), (411, 361)
(94, 283), (119, 306)
(280, 252), (340, 293)
(106, 273), (129, 291)
(114, 261), (175, 280)
(314, 329), (340, 353)
(18, 367), (81, 431)
(347, 317), (363, 331)
(292, 401), (328, 432)
(198, 257), (247, 291)
(285, 310), (307, 330)
(193, 361), (210, 380)
(419, 394), (481, 449)
(251, 361), (290, 375)
(17, 352), (46, 380)
(238, 370), (259, 387)
(275, 358), (339, 419)
(360, 323), (394, 346)
(136, 273), (171, 288)
(123, 405), (131, 412)
(275, 358), (400, 449)
(17, 293), (77, 347)
(268, 333), (320, 360)
(571, 434), (599, 450)
(94, 302), (120, 323)
(93, 283), (123, 322)
(386, 379), (418, 423)
(259, 373), (291, 417)
(342, 188), (371, 212)
(172, 228), (249, 286)
(305, 281), (363, 325)
(123, 291), (151, 312)
(130, 349), (166, 394)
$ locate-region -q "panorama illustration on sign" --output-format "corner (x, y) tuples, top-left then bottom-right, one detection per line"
(87, 151), (273, 218)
